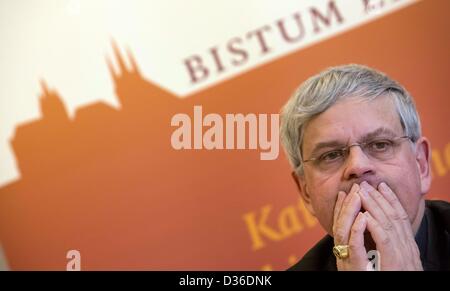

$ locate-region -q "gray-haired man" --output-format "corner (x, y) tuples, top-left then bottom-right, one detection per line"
(281, 64), (450, 271)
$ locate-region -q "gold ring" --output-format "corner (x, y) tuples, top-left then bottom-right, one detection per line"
(333, 245), (350, 259)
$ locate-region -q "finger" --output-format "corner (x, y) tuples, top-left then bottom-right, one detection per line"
(377, 182), (413, 237)
(366, 212), (422, 270)
(348, 212), (369, 268)
(334, 184), (358, 228)
(360, 181), (405, 239)
(334, 184), (362, 245)
(364, 211), (392, 256)
(336, 184), (359, 220)
(333, 191), (346, 227)
(378, 183), (422, 269)
(364, 182), (396, 217)
(358, 181), (396, 234)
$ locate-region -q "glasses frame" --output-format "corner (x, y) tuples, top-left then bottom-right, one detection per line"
(302, 135), (412, 169)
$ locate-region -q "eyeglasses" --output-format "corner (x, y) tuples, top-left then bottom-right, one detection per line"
(302, 136), (412, 172)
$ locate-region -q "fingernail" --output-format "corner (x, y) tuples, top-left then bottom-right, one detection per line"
(379, 182), (388, 192)
(350, 183), (359, 193)
(359, 182), (368, 197)
(360, 181), (369, 189)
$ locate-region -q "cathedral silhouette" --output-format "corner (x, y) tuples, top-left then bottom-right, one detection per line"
(0, 42), (303, 270)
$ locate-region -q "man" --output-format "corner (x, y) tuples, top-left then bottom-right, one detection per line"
(280, 64), (450, 271)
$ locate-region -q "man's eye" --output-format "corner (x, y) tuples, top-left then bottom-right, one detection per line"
(320, 150), (343, 162)
(369, 140), (392, 152)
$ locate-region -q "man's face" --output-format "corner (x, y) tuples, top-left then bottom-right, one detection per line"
(297, 95), (430, 235)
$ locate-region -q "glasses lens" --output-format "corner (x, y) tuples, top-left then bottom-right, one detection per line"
(314, 138), (406, 172)
(364, 139), (396, 160)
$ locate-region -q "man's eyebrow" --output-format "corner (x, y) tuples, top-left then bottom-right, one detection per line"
(307, 127), (399, 157)
(361, 127), (398, 142)
(309, 141), (346, 157)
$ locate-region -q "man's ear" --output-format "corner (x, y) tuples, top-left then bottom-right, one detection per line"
(291, 171), (316, 217)
(414, 137), (432, 195)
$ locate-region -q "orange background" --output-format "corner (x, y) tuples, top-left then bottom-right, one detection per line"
(0, 0), (449, 270)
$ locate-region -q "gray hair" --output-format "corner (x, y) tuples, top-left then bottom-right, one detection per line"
(280, 64), (421, 176)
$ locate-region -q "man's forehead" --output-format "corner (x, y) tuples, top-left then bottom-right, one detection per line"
(302, 96), (403, 151)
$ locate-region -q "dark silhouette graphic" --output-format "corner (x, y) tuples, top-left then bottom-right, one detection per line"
(0, 41), (306, 270)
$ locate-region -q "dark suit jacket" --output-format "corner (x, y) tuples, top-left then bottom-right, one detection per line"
(288, 200), (450, 271)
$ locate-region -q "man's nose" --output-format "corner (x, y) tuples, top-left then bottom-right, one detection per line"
(342, 145), (375, 180)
